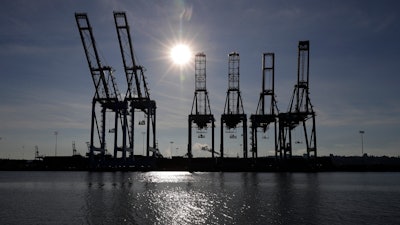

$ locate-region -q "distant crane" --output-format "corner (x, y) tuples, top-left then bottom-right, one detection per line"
(34, 145), (44, 160)
(72, 141), (79, 156)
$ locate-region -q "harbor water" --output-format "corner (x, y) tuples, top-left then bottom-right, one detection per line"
(0, 171), (399, 224)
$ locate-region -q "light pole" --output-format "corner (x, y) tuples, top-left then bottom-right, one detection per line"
(54, 131), (58, 156)
(141, 132), (146, 156)
(170, 141), (174, 158)
(359, 130), (365, 156)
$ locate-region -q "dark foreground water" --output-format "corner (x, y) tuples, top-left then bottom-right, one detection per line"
(0, 172), (399, 225)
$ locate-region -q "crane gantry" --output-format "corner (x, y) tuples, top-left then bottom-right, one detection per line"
(220, 52), (247, 159)
(113, 11), (157, 158)
(278, 41), (317, 159)
(188, 53), (215, 159)
(250, 53), (279, 159)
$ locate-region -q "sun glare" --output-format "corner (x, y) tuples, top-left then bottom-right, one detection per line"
(170, 44), (191, 65)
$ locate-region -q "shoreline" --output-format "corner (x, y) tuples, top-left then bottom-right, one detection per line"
(1, 155), (400, 172)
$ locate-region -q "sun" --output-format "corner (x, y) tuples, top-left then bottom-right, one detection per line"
(170, 44), (192, 65)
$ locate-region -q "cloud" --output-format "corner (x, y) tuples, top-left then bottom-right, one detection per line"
(0, 89), (90, 131)
(317, 103), (400, 128)
(192, 142), (214, 157)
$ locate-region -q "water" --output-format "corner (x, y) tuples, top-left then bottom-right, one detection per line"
(0, 172), (399, 225)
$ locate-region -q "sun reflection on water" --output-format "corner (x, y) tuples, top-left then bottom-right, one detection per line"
(139, 171), (195, 183)
(133, 172), (219, 224)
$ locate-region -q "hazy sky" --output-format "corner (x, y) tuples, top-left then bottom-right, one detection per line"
(1, 0), (399, 159)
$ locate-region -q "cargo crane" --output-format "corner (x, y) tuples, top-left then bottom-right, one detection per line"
(75, 13), (125, 167)
(114, 11), (157, 158)
(188, 53), (215, 158)
(250, 53), (279, 158)
(278, 41), (316, 159)
(220, 52), (247, 159)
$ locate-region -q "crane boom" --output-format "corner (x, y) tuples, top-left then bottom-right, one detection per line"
(75, 13), (112, 99)
(114, 11), (150, 99)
